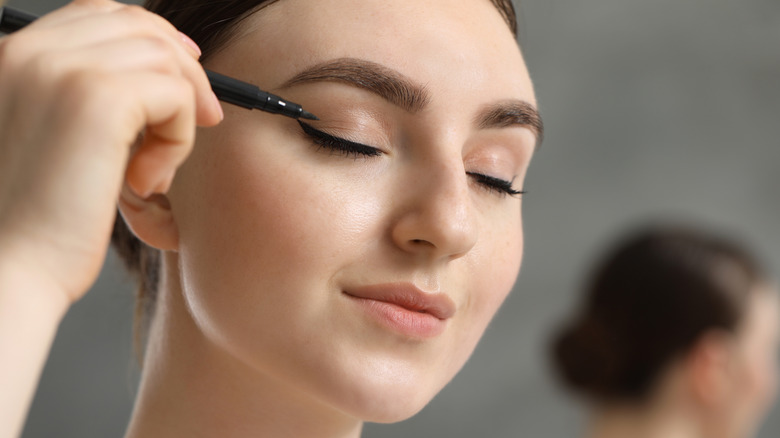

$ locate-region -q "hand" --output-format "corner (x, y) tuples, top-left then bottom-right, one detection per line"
(0, 0), (222, 304)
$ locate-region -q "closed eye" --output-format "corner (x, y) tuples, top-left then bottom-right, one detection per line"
(298, 121), (382, 158)
(466, 172), (525, 197)
(297, 121), (524, 197)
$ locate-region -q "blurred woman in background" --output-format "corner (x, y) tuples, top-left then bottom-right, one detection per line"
(550, 225), (779, 438)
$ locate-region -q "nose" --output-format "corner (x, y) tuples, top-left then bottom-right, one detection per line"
(390, 158), (478, 262)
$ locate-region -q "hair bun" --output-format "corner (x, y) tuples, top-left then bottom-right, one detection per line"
(549, 224), (767, 402)
(550, 315), (623, 399)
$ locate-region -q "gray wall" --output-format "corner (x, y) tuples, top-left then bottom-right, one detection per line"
(9, 0), (780, 436)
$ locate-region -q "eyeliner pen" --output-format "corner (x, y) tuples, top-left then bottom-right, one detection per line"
(0, 6), (318, 121)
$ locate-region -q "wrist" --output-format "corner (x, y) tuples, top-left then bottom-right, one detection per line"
(0, 247), (70, 438)
(0, 248), (71, 321)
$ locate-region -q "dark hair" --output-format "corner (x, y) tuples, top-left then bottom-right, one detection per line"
(112, 0), (519, 357)
(550, 224), (767, 402)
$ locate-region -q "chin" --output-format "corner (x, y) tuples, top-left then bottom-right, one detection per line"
(341, 389), (435, 424)
(313, 359), (451, 424)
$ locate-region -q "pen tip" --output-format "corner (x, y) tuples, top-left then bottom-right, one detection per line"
(300, 110), (319, 121)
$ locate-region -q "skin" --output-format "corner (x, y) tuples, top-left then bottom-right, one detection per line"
(0, 0), (537, 437)
(586, 289), (780, 438)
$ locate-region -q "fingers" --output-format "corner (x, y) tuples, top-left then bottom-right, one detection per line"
(0, 0), (224, 197)
(4, 0), (222, 127)
(23, 0), (124, 30)
(43, 35), (222, 126)
(121, 73), (197, 198)
(50, 71), (199, 199)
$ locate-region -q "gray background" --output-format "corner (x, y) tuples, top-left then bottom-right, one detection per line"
(9, 0), (779, 436)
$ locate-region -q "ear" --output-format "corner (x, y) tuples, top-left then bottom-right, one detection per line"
(684, 330), (737, 408)
(117, 182), (180, 251)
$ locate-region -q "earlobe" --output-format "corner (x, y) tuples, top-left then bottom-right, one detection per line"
(117, 183), (180, 252)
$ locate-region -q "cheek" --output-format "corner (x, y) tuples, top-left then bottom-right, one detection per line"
(746, 353), (779, 409)
(472, 204), (523, 309)
(451, 205), (523, 359)
(169, 127), (383, 351)
(730, 345), (779, 431)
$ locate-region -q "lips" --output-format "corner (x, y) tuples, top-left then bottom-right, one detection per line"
(343, 283), (456, 338)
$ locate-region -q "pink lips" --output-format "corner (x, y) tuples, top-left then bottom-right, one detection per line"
(343, 283), (456, 339)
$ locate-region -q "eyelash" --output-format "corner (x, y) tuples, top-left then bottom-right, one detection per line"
(297, 121), (525, 197)
(466, 172), (526, 197)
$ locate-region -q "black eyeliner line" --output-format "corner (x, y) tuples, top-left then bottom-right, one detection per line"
(297, 121), (381, 156)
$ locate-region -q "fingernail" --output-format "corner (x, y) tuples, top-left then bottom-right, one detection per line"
(212, 93), (224, 121)
(179, 31), (202, 58)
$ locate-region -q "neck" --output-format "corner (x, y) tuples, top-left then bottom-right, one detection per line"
(124, 253), (363, 438)
(586, 399), (700, 438)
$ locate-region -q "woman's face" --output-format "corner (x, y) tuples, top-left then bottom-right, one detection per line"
(718, 288), (780, 438)
(168, 0), (537, 421)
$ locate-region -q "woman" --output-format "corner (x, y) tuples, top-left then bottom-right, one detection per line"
(0, 0), (540, 436)
(550, 225), (780, 438)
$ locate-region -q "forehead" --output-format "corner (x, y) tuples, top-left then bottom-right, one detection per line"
(210, 0), (533, 105)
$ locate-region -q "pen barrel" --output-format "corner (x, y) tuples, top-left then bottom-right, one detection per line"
(206, 70), (303, 119)
(0, 7), (36, 33)
(206, 70), (260, 110)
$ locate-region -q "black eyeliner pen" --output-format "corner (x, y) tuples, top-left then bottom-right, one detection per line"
(0, 6), (318, 121)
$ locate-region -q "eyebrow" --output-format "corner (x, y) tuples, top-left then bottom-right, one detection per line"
(477, 101), (545, 147)
(282, 58), (430, 113)
(282, 57), (544, 145)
